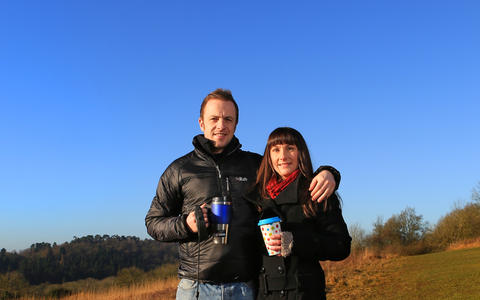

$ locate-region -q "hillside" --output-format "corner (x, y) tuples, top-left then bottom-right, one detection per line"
(324, 247), (480, 300)
(0, 235), (178, 285)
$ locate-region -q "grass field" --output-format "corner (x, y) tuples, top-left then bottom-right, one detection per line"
(20, 277), (180, 300)
(15, 246), (480, 299)
(325, 247), (480, 300)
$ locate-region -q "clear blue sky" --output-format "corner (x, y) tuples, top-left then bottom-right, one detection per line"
(1, 1), (479, 252)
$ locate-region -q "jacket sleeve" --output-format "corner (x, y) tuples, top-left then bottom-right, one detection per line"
(315, 165), (341, 191)
(289, 193), (351, 261)
(145, 162), (194, 243)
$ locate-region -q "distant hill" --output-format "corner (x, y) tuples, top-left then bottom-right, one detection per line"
(0, 235), (178, 285)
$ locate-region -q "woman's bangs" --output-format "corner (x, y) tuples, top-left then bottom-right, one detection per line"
(268, 130), (296, 148)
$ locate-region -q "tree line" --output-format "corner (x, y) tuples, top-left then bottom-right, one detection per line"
(0, 235), (178, 286)
(349, 180), (480, 255)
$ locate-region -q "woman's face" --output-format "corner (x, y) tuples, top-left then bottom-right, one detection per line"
(270, 143), (299, 180)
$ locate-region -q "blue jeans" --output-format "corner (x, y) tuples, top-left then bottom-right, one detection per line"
(176, 279), (256, 300)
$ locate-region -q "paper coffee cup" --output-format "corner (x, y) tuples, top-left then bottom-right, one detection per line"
(258, 216), (282, 256)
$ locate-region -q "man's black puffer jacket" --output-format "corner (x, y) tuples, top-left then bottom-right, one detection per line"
(145, 135), (263, 283)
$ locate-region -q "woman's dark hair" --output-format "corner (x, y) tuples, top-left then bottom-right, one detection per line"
(254, 127), (322, 217)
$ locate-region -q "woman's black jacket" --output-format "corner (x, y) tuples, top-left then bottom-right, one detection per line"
(243, 174), (351, 300)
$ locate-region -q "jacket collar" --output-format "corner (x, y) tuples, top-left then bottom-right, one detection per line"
(192, 134), (241, 159)
(271, 175), (301, 205)
(244, 175), (304, 221)
(244, 174), (303, 206)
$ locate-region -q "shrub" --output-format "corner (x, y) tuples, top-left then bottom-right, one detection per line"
(146, 263), (178, 281)
(1, 291), (14, 300)
(0, 271), (29, 298)
(428, 200), (480, 250)
(46, 287), (72, 298)
(115, 267), (145, 287)
(400, 240), (433, 256)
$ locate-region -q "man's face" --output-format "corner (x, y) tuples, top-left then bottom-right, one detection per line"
(199, 99), (237, 153)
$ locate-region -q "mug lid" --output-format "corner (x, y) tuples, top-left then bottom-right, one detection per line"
(258, 216), (282, 226)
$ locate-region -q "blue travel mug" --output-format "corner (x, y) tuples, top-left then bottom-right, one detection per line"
(211, 196), (232, 244)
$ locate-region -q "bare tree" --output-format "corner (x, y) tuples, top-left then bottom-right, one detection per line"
(366, 215), (385, 248)
(368, 207), (428, 247)
(471, 180), (480, 204)
(395, 206), (428, 245)
(349, 222), (367, 251)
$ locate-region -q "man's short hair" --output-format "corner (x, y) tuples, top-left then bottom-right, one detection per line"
(200, 88), (239, 124)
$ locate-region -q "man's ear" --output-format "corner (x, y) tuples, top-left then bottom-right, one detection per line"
(199, 117), (205, 132)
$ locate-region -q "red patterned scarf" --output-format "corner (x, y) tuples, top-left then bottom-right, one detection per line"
(266, 169), (300, 199)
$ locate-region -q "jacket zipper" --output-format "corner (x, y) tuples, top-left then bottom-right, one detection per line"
(216, 164), (224, 196)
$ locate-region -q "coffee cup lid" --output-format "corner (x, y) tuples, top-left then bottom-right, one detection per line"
(258, 216), (282, 226)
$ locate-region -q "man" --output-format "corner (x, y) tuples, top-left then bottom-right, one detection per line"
(145, 88), (340, 300)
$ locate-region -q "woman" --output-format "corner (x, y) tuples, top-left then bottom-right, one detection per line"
(244, 127), (351, 300)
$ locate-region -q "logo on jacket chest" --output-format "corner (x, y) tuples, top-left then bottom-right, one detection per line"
(235, 177), (248, 182)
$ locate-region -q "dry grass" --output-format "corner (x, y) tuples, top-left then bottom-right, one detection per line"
(321, 248), (399, 299)
(67, 278), (179, 300)
(446, 236), (480, 251)
(17, 278), (180, 300)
